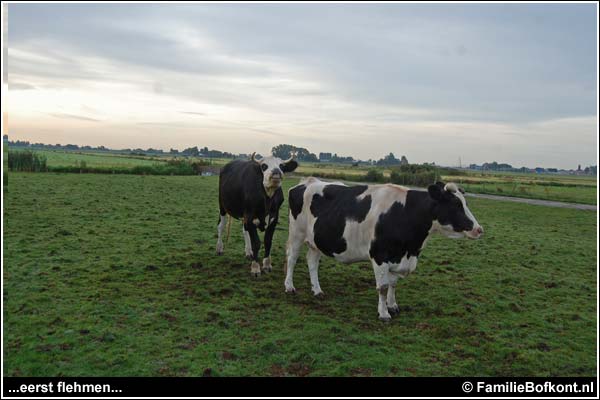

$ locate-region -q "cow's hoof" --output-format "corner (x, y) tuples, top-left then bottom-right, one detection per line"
(250, 261), (261, 277)
(245, 254), (253, 260)
(388, 305), (400, 315)
(313, 291), (325, 298)
(216, 251), (223, 256)
(285, 287), (296, 294)
(379, 316), (392, 323)
(262, 258), (272, 273)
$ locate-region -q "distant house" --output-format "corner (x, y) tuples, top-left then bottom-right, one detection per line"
(319, 152), (332, 162)
(198, 166), (221, 176)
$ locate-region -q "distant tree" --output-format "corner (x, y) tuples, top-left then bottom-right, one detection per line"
(271, 144), (318, 162)
(376, 152), (400, 166)
(400, 155), (409, 165)
(182, 146), (200, 157)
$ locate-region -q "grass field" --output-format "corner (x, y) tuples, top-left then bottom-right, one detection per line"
(5, 147), (597, 204)
(457, 182), (598, 205)
(9, 149), (164, 168)
(3, 172), (597, 376)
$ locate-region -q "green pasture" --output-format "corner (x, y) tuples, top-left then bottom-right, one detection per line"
(3, 172), (596, 376)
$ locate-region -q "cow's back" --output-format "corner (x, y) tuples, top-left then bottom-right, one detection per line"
(288, 178), (411, 263)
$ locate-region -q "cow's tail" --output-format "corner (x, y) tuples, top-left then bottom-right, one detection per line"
(225, 215), (232, 244)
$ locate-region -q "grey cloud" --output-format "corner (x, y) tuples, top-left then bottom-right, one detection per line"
(5, 3), (597, 168)
(8, 81), (36, 90)
(180, 111), (206, 116)
(49, 113), (102, 122)
(8, 4), (596, 124)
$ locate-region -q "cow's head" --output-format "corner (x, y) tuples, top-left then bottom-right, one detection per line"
(428, 182), (483, 239)
(251, 152), (298, 195)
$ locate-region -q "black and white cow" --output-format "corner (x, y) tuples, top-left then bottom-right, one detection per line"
(217, 153), (298, 276)
(284, 177), (483, 321)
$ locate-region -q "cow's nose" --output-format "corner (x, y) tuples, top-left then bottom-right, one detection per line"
(476, 226), (484, 235)
(271, 169), (282, 178)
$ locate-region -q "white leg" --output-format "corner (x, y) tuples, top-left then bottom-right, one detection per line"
(284, 236), (302, 293)
(372, 260), (391, 321)
(262, 257), (272, 272)
(387, 271), (400, 315)
(250, 260), (261, 276)
(242, 225), (252, 259)
(307, 248), (323, 296)
(216, 214), (226, 255)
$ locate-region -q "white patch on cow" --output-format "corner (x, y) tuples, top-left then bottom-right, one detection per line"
(250, 260), (261, 276)
(262, 257), (272, 272)
(389, 254), (418, 278)
(216, 214), (226, 254)
(372, 260), (391, 321)
(333, 184), (409, 263)
(430, 220), (465, 239)
(284, 206), (306, 293)
(254, 155), (288, 197)
(444, 182), (459, 193)
(242, 226), (252, 258)
(333, 220), (372, 263)
(307, 248), (323, 295)
(453, 190), (483, 238)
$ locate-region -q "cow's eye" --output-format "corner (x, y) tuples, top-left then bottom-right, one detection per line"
(261, 164), (268, 172)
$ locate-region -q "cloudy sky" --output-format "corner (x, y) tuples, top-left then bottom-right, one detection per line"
(5, 3), (598, 168)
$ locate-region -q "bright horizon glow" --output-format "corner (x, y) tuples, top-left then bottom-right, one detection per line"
(4, 3), (598, 169)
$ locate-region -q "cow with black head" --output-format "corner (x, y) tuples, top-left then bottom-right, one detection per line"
(285, 178), (483, 320)
(217, 152), (299, 276)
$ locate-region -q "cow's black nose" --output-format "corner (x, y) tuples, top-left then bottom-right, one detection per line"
(272, 168), (282, 178)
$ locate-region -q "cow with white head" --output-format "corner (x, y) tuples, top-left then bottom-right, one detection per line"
(216, 152), (298, 276)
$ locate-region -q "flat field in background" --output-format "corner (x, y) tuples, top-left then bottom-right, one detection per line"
(6, 147), (597, 204)
(3, 172), (596, 376)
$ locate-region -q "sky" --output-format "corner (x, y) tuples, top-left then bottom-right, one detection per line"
(4, 3), (598, 169)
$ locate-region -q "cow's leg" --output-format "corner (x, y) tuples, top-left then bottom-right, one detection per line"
(371, 260), (391, 321)
(307, 247), (324, 296)
(386, 271), (400, 316)
(242, 224), (253, 259)
(245, 221), (262, 277)
(387, 256), (417, 315)
(262, 215), (278, 273)
(216, 211), (227, 255)
(284, 229), (303, 293)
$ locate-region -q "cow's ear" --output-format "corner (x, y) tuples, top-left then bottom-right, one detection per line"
(428, 184), (444, 201)
(280, 160), (298, 173)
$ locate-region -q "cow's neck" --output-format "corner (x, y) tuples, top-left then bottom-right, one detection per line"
(264, 186), (277, 198)
(405, 189), (438, 242)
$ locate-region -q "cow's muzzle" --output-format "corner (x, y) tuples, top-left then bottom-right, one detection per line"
(270, 172), (282, 184)
(465, 225), (484, 239)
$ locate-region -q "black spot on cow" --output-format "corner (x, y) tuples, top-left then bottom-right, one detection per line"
(310, 185), (371, 257)
(217, 157), (296, 263)
(281, 160), (298, 173)
(428, 183), (474, 232)
(369, 191), (433, 265)
(288, 184), (306, 220)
